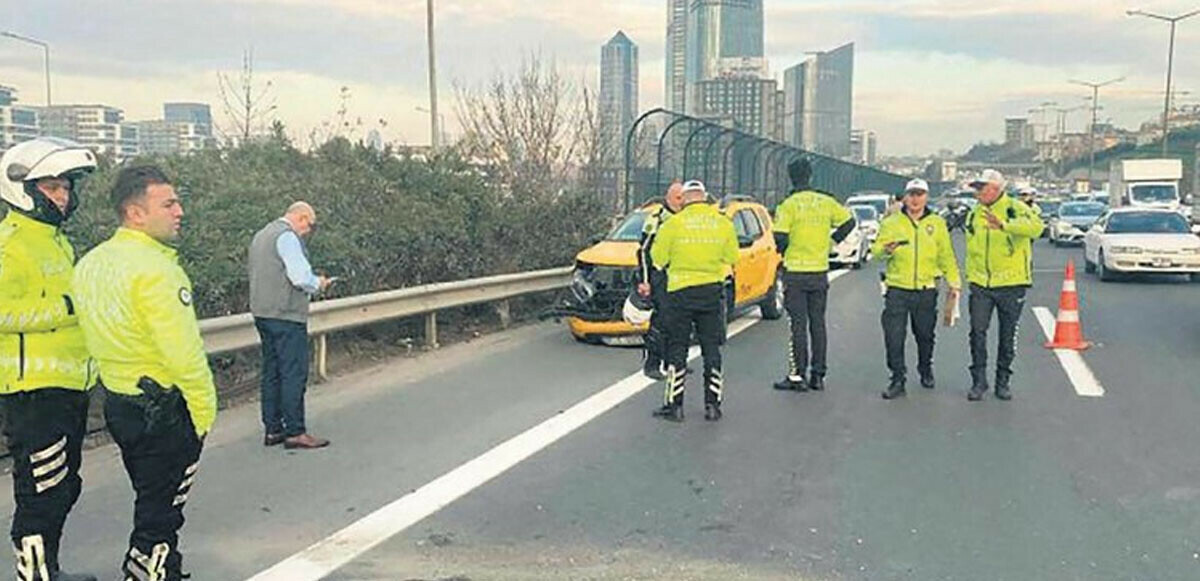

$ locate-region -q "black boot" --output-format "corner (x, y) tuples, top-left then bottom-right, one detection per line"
(808, 375), (825, 391)
(994, 374), (1012, 401)
(704, 403), (722, 421)
(652, 404), (684, 422)
(919, 368), (935, 389)
(643, 358), (666, 380)
(882, 378), (906, 400)
(773, 376), (808, 392)
(968, 380), (988, 401)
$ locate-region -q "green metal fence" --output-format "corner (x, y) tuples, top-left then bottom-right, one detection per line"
(623, 109), (909, 211)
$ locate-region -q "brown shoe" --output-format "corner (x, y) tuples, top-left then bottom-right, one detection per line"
(264, 433), (286, 447)
(284, 433), (330, 450)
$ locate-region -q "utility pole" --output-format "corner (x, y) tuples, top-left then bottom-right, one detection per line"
(1028, 101), (1057, 177)
(1070, 77), (1124, 189)
(1052, 103), (1088, 176)
(1, 31), (51, 106)
(1128, 8), (1200, 157)
(426, 0), (440, 150)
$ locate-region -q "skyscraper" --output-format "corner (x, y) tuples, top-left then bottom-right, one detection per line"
(1005, 117), (1034, 150)
(685, 0), (764, 113)
(164, 102), (213, 137)
(783, 42), (854, 158)
(666, 0), (689, 113)
(600, 31), (639, 164)
(693, 58), (781, 139)
(850, 129), (877, 166)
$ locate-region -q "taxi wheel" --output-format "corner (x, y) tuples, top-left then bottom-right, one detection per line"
(760, 273), (784, 320)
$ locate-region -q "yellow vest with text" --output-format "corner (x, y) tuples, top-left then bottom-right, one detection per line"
(964, 195), (1044, 288)
(73, 228), (217, 436)
(773, 190), (853, 273)
(0, 212), (92, 393)
(871, 210), (962, 291)
(650, 203), (738, 292)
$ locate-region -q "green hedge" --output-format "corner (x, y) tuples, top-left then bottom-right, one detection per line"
(48, 135), (608, 319)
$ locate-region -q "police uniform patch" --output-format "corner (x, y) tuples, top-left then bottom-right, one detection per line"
(178, 288), (192, 306)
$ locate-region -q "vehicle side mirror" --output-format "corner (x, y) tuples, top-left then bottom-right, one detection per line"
(738, 235), (755, 248)
(588, 234), (604, 245)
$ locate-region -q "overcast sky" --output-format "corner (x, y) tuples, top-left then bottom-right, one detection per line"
(1, 0), (1197, 156)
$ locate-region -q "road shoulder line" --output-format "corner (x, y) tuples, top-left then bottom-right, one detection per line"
(1032, 306), (1105, 398)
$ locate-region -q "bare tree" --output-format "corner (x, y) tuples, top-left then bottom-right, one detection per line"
(217, 48), (278, 146)
(454, 54), (604, 199)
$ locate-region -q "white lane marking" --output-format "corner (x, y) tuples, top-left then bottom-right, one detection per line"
(247, 269), (851, 580)
(1032, 306), (1105, 398)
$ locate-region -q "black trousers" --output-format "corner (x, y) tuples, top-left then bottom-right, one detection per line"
(968, 284), (1027, 385)
(643, 270), (669, 369)
(2, 389), (88, 580)
(663, 284), (724, 407)
(882, 288), (939, 381)
(105, 390), (204, 581)
(784, 272), (829, 379)
(254, 317), (309, 436)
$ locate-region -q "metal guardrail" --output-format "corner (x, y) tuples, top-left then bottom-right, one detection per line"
(198, 266), (573, 379)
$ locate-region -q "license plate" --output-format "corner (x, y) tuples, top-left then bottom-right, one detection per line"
(602, 335), (645, 347)
(1152, 257), (1172, 267)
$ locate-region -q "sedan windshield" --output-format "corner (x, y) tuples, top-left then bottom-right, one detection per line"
(1107, 212), (1190, 234)
(1060, 202), (1105, 217)
(852, 206), (878, 222)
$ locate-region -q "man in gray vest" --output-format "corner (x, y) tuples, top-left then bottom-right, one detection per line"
(249, 202), (331, 449)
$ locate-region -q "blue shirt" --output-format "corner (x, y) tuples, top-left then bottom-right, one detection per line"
(274, 224), (320, 294)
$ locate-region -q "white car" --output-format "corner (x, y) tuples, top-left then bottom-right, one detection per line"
(846, 193), (894, 219)
(1083, 208), (1200, 282)
(1048, 201), (1106, 246)
(830, 213), (870, 270)
(850, 204), (880, 242)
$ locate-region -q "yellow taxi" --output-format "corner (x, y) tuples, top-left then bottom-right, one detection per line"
(548, 196), (783, 345)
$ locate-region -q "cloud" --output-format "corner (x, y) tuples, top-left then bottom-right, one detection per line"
(1, 0), (1197, 155)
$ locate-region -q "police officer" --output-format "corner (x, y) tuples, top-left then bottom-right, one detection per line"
(963, 169), (1044, 401)
(649, 180), (738, 422)
(1018, 187), (1042, 216)
(873, 179), (962, 399)
(637, 180), (685, 380)
(73, 166), (217, 580)
(771, 158), (855, 393)
(0, 138), (98, 581)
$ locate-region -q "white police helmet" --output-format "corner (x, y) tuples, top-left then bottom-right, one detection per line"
(0, 137), (97, 225)
(622, 291), (654, 326)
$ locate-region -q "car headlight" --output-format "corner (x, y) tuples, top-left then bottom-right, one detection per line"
(570, 268), (596, 302)
(1180, 247), (1200, 255)
(1108, 246), (1143, 255)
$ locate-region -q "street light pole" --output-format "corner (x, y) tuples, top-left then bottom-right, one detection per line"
(1128, 8), (1200, 157)
(425, 0), (440, 150)
(416, 106), (446, 145)
(1, 31), (51, 106)
(1070, 77), (1124, 188)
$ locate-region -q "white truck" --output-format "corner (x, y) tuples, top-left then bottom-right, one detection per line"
(1107, 159), (1190, 220)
